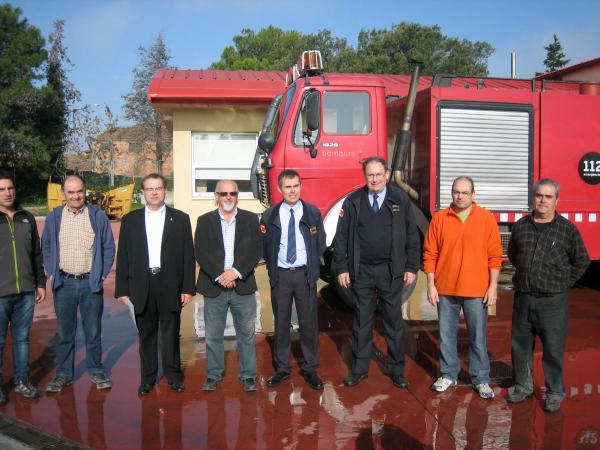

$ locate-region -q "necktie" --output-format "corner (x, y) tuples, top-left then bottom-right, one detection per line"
(287, 208), (297, 264)
(372, 193), (380, 213)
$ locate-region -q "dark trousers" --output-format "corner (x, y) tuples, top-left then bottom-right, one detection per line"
(351, 262), (405, 376)
(135, 273), (183, 385)
(271, 267), (320, 374)
(511, 291), (568, 401)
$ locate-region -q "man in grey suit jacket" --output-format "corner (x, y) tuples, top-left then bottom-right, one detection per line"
(115, 173), (195, 396)
(195, 180), (262, 392)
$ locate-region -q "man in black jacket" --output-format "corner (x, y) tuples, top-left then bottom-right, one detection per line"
(0, 173), (46, 402)
(116, 173), (195, 396)
(507, 178), (590, 413)
(333, 156), (420, 388)
(195, 180), (262, 392)
(262, 170), (326, 390)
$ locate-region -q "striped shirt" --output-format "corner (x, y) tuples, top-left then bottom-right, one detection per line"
(59, 205), (94, 275)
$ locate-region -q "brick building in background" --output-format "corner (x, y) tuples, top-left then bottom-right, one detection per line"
(65, 124), (173, 178)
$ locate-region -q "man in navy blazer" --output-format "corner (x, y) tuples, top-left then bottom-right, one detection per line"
(195, 180), (262, 392)
(115, 173), (195, 396)
(261, 169), (326, 390)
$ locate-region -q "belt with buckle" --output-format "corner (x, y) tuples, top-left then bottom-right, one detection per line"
(148, 267), (161, 275)
(60, 270), (89, 280)
(278, 266), (306, 271)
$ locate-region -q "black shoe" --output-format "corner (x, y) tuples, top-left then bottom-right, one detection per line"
(202, 378), (221, 391)
(266, 372), (291, 387)
(137, 383), (154, 396)
(543, 398), (562, 413)
(169, 381), (185, 393)
(344, 373), (368, 387)
(301, 371), (324, 390)
(391, 374), (409, 389)
(242, 378), (257, 392)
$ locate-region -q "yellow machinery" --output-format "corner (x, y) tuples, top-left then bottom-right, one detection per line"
(47, 180), (135, 220)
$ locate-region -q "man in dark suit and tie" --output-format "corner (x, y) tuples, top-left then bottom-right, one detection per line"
(115, 173), (195, 396)
(195, 180), (262, 392)
(261, 169), (326, 390)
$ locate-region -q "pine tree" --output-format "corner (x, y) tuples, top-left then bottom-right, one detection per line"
(543, 34), (570, 72)
(122, 32), (174, 175)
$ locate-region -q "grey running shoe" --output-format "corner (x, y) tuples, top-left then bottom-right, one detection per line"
(15, 380), (40, 399)
(431, 377), (457, 392)
(90, 373), (112, 390)
(46, 376), (73, 393)
(474, 383), (495, 399)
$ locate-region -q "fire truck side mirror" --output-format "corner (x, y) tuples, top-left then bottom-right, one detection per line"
(306, 91), (320, 132)
(258, 131), (275, 153)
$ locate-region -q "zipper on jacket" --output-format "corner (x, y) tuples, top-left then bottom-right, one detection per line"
(5, 216), (20, 293)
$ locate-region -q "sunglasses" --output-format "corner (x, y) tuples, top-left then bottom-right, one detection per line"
(217, 192), (239, 197)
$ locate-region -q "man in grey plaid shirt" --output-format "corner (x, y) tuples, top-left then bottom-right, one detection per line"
(506, 178), (589, 413)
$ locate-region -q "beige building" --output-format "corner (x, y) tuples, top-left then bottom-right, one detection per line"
(147, 69), (286, 220)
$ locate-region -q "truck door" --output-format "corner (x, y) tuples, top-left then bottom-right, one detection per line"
(284, 87), (379, 215)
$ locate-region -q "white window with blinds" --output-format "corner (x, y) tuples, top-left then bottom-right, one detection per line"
(191, 132), (257, 198)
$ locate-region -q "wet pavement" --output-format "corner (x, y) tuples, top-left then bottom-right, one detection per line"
(1, 222), (599, 449)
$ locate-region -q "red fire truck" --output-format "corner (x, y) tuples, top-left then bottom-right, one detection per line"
(252, 51), (600, 305)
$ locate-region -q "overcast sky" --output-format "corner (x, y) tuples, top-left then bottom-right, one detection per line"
(10, 0), (600, 125)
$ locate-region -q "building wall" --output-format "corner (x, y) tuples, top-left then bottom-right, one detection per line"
(172, 106), (268, 225)
(560, 65), (600, 82)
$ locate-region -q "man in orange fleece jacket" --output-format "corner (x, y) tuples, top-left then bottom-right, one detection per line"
(423, 176), (502, 399)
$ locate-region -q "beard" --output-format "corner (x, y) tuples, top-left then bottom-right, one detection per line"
(222, 202), (236, 212)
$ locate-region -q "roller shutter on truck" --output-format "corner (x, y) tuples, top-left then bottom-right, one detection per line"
(437, 102), (533, 211)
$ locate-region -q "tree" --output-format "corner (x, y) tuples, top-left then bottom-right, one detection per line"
(46, 19), (81, 170)
(211, 26), (348, 71)
(122, 32), (173, 175)
(543, 34), (570, 72)
(211, 23), (494, 77)
(0, 4), (62, 197)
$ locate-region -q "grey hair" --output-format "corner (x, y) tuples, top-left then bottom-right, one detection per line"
(533, 178), (560, 199)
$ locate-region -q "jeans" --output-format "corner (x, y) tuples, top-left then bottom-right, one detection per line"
(53, 277), (105, 379)
(204, 290), (256, 380)
(511, 291), (568, 401)
(438, 296), (490, 385)
(0, 293), (35, 383)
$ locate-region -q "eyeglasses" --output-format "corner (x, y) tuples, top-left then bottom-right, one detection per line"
(144, 187), (165, 192)
(217, 192), (239, 197)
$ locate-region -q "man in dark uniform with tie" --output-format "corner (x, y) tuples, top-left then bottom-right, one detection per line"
(333, 156), (420, 388)
(261, 170), (326, 390)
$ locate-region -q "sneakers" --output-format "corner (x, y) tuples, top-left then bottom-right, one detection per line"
(507, 387), (534, 403)
(474, 383), (495, 399)
(431, 377), (457, 392)
(14, 380), (40, 399)
(46, 376), (73, 393)
(90, 373), (112, 390)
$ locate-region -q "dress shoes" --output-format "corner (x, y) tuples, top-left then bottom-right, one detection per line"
(344, 373), (368, 387)
(391, 374), (409, 389)
(266, 372), (291, 387)
(137, 383), (154, 396)
(242, 378), (257, 392)
(202, 378), (221, 391)
(169, 381), (185, 393)
(301, 371), (324, 390)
